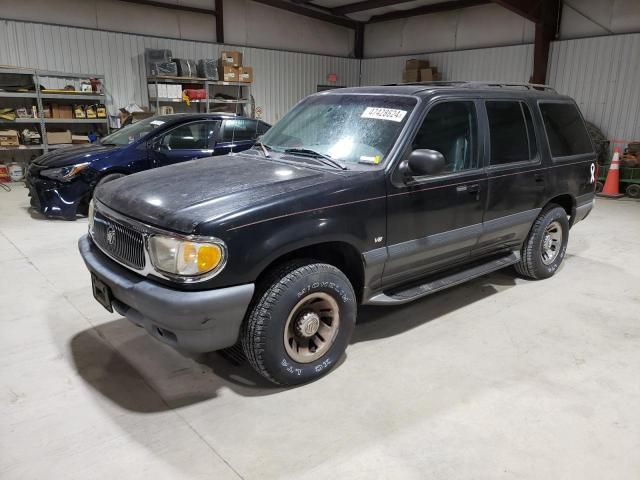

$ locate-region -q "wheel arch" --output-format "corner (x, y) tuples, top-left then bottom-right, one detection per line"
(545, 193), (576, 226)
(255, 241), (365, 303)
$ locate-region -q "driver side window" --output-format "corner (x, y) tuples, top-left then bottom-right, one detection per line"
(412, 101), (478, 173)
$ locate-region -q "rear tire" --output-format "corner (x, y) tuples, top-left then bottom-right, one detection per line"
(242, 260), (356, 386)
(625, 184), (640, 198)
(515, 205), (569, 280)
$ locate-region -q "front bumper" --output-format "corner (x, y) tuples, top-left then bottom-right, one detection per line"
(26, 170), (90, 219)
(78, 234), (255, 353)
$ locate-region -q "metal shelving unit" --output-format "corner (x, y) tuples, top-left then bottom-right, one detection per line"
(147, 75), (254, 116)
(0, 67), (109, 154)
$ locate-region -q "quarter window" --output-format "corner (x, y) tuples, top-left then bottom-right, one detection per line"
(411, 101), (478, 173)
(486, 101), (537, 165)
(539, 102), (593, 157)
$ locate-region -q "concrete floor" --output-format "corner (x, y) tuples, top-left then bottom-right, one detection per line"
(1, 184), (639, 480)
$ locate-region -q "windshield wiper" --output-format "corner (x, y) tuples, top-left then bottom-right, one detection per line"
(254, 140), (271, 158)
(283, 148), (347, 170)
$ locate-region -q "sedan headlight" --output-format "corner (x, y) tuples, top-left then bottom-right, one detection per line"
(40, 162), (90, 182)
(148, 235), (226, 278)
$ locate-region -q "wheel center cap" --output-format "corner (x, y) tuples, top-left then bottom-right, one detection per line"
(295, 312), (320, 338)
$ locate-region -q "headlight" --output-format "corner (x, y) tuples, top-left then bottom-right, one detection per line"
(148, 235), (226, 278)
(88, 200), (95, 235)
(41, 162), (90, 182)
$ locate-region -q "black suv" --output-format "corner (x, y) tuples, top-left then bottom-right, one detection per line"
(79, 82), (596, 385)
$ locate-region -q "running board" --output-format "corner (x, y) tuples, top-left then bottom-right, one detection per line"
(367, 251), (520, 305)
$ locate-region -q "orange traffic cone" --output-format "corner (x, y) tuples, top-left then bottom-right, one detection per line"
(597, 147), (624, 198)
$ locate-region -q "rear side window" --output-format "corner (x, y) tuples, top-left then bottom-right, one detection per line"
(486, 101), (537, 165)
(539, 102), (593, 157)
(221, 119), (258, 142)
(257, 121), (270, 135)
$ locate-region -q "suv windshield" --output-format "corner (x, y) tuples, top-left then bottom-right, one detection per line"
(260, 94), (416, 167)
(100, 117), (166, 146)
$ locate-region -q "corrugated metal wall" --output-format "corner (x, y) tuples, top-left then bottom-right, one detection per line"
(0, 19), (361, 125)
(548, 33), (640, 144)
(361, 44), (534, 87)
(361, 34), (640, 143)
(1, 18), (638, 143)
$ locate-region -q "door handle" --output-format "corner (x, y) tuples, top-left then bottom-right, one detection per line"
(466, 183), (480, 193)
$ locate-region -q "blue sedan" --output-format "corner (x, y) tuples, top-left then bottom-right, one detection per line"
(25, 113), (270, 219)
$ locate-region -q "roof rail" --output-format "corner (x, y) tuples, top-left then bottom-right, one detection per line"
(386, 80), (556, 92)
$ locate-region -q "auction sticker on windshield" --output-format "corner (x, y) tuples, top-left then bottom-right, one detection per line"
(361, 107), (407, 122)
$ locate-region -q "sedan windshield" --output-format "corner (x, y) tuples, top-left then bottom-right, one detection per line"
(100, 117), (166, 146)
(260, 94), (416, 167)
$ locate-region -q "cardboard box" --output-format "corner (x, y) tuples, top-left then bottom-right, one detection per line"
(0, 130), (20, 146)
(238, 66), (253, 83)
(221, 65), (239, 82)
(405, 59), (429, 70)
(221, 51), (242, 67)
(51, 104), (73, 119)
(420, 68), (433, 81)
(72, 135), (90, 144)
(402, 69), (420, 82)
(47, 130), (72, 145)
(167, 84), (182, 99)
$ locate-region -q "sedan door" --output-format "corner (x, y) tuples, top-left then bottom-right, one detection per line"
(149, 120), (219, 168)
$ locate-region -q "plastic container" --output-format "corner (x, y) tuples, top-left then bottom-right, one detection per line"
(8, 162), (24, 182)
(0, 164), (10, 183)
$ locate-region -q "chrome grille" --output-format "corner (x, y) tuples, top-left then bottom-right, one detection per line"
(93, 210), (146, 270)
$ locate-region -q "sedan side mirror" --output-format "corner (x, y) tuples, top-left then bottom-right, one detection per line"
(407, 149), (446, 177)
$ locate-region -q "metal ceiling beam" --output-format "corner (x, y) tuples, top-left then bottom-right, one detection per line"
(215, 0), (224, 43)
(531, 0), (561, 83)
(334, 0), (419, 16)
(250, 0), (359, 28)
(491, 0), (542, 23)
(368, 0), (490, 23)
(117, 0), (216, 16)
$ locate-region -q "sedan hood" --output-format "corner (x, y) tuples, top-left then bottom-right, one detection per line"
(96, 154), (341, 233)
(34, 143), (120, 168)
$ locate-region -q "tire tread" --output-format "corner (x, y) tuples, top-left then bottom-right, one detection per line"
(515, 204), (567, 280)
(242, 260), (344, 385)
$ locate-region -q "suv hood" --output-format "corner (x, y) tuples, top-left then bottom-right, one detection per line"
(34, 143), (120, 168)
(96, 154), (341, 233)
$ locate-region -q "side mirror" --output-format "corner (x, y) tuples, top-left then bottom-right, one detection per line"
(406, 149), (446, 177)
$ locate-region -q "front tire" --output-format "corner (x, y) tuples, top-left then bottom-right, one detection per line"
(515, 205), (569, 280)
(242, 261), (356, 386)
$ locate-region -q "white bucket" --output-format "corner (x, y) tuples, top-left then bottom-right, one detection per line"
(8, 163), (24, 182)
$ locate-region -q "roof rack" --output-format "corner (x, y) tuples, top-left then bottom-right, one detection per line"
(386, 80), (556, 93)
